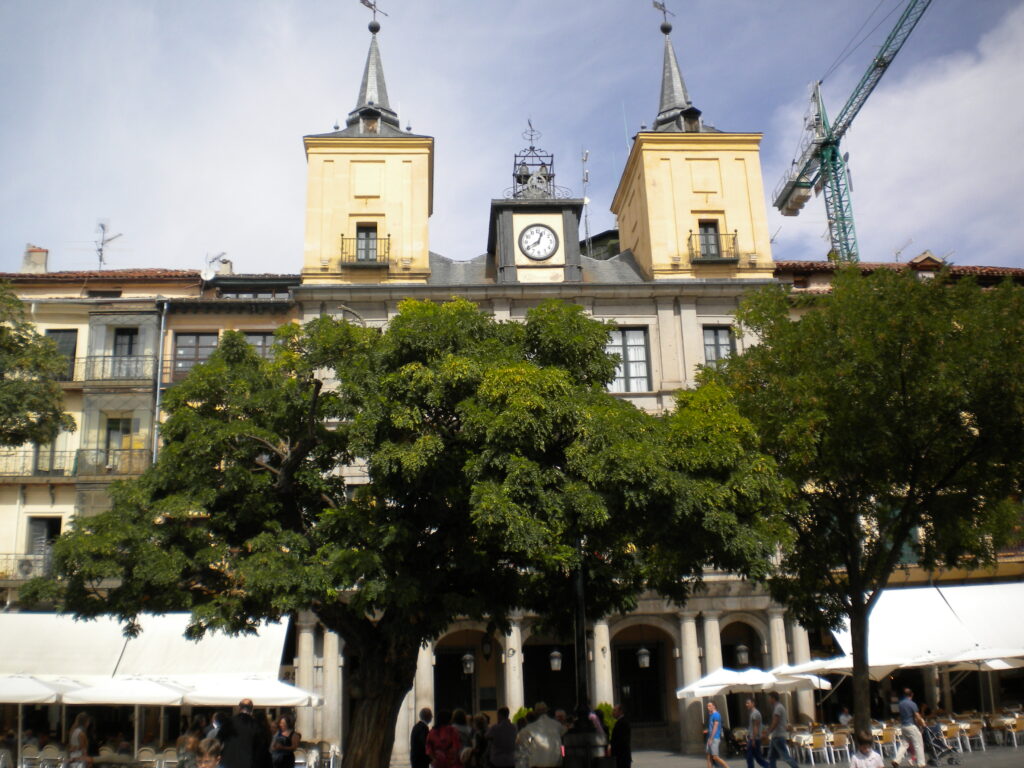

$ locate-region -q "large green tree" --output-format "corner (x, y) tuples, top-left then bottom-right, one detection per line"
(0, 283), (76, 447)
(29, 298), (788, 768)
(715, 268), (1024, 734)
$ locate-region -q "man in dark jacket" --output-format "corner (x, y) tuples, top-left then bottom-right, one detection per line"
(410, 707), (432, 768)
(219, 699), (271, 768)
(609, 704), (632, 768)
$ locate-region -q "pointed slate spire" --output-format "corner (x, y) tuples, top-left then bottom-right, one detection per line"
(653, 21), (702, 133)
(345, 20), (401, 133)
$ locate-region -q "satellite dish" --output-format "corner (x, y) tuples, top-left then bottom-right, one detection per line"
(200, 269), (215, 281)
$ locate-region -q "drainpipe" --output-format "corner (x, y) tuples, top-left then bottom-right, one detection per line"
(152, 300), (168, 458)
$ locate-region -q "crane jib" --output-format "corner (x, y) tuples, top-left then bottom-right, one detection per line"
(771, 0), (934, 262)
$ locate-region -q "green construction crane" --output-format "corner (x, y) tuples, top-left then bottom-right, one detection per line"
(772, 0), (933, 263)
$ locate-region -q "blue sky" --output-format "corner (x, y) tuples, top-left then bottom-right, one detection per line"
(1, 0), (1021, 273)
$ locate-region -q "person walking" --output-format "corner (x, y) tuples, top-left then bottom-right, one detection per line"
(487, 707), (517, 768)
(425, 710), (462, 768)
(609, 704), (631, 768)
(68, 712), (92, 768)
(766, 693), (798, 768)
(519, 702), (563, 768)
(704, 702), (729, 768)
(892, 688), (926, 768)
(744, 699), (770, 768)
(411, 708), (432, 768)
(219, 699), (271, 768)
(270, 716), (300, 768)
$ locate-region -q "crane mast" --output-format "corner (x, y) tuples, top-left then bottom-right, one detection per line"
(772, 0), (933, 263)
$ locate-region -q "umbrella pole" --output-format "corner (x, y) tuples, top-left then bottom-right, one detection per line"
(159, 707), (165, 750)
(134, 704), (140, 755)
(17, 704), (22, 768)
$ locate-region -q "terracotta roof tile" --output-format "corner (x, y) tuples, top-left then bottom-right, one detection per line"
(774, 260), (1024, 278)
(1, 268), (201, 281)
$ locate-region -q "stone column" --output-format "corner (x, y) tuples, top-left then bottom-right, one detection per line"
(295, 611), (317, 738)
(923, 666), (940, 711)
(503, 621), (525, 713)
(678, 611), (704, 753)
(392, 689), (414, 766)
(592, 620), (614, 706)
(415, 641), (434, 716)
(702, 611), (727, 726)
(790, 621), (815, 721)
(322, 630), (343, 750)
(767, 608), (792, 718)
(678, 298), (703, 386)
(655, 297), (683, 390)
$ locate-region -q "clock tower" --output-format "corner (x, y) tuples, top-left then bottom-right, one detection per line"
(487, 128), (584, 284)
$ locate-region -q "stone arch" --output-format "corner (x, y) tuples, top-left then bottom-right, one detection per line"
(608, 614), (679, 644)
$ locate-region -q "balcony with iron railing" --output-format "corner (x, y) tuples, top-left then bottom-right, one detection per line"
(687, 231), (739, 263)
(0, 552), (52, 582)
(339, 235), (391, 267)
(0, 449), (152, 479)
(56, 355), (157, 383)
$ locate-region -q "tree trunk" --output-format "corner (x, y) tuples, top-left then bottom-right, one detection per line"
(340, 637), (418, 768)
(849, 599), (872, 739)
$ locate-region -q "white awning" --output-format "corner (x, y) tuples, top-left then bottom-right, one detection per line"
(0, 613), (289, 679)
(831, 582), (1024, 661)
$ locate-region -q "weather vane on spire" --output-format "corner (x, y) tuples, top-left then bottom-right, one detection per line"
(652, 1), (675, 24)
(522, 119), (543, 147)
(359, 0), (388, 21)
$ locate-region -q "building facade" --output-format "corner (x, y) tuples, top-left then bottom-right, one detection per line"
(2, 17), (1022, 763)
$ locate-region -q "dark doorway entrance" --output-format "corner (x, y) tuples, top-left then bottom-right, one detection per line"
(434, 649), (475, 714)
(616, 643), (665, 724)
(523, 643), (575, 713)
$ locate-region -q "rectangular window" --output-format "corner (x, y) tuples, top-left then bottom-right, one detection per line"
(244, 332), (276, 359)
(45, 329), (78, 381)
(606, 328), (651, 393)
(113, 328), (138, 356)
(698, 220), (721, 259)
(356, 224), (378, 262)
(174, 332), (219, 378)
(111, 327), (144, 378)
(703, 326), (735, 366)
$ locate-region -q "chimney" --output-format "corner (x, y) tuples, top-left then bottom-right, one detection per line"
(216, 258), (234, 276)
(21, 244), (48, 273)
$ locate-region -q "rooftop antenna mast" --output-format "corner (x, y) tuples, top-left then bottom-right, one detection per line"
(581, 150), (593, 260)
(95, 220), (122, 270)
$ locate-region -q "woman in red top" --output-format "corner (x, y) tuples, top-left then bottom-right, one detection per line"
(425, 710), (462, 768)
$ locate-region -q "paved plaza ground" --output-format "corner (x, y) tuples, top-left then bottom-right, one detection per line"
(630, 745), (1023, 768)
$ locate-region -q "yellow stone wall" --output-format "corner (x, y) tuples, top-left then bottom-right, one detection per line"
(301, 136), (433, 285)
(611, 132), (775, 280)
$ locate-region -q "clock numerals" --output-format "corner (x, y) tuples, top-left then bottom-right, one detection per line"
(519, 224), (559, 261)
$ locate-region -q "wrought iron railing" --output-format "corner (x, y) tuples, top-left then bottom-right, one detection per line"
(0, 450), (76, 477)
(75, 448), (152, 476)
(0, 552), (52, 581)
(339, 236), (391, 266)
(688, 231), (739, 262)
(56, 355), (157, 382)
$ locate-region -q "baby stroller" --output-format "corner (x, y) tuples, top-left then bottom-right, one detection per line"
(922, 724), (960, 766)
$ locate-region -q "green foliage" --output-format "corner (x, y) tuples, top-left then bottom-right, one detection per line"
(0, 284), (76, 446)
(715, 267), (1024, 734)
(511, 706), (532, 725)
(594, 701), (615, 734)
(718, 268), (1024, 627)
(28, 297), (790, 768)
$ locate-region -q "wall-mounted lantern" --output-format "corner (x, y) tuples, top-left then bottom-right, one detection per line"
(549, 649), (563, 672)
(461, 652), (475, 675)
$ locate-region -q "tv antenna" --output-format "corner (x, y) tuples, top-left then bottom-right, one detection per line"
(893, 238), (913, 262)
(581, 150), (593, 260)
(95, 220), (123, 269)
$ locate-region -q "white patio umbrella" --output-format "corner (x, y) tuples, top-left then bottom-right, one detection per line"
(62, 676), (186, 706)
(677, 667), (781, 699)
(783, 654), (908, 681)
(0, 676), (76, 768)
(179, 676), (321, 707)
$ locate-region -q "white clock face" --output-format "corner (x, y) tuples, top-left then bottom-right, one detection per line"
(518, 224), (559, 261)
